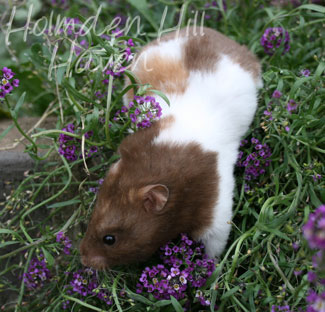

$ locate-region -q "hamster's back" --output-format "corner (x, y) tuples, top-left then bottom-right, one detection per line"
(125, 27), (261, 151)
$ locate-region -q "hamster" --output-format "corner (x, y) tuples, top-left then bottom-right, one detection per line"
(80, 26), (262, 270)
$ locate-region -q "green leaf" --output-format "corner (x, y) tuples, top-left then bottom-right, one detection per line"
(56, 66), (66, 85)
(170, 295), (184, 312)
(0, 229), (24, 241)
(0, 241), (20, 248)
(298, 4), (325, 14)
(153, 299), (172, 307)
(124, 69), (139, 85)
(220, 286), (240, 299)
(14, 0), (42, 21)
(41, 247), (55, 266)
(315, 62), (325, 79)
(63, 295), (105, 311)
(126, 288), (155, 306)
(126, 0), (158, 31)
(62, 80), (94, 104)
(47, 199), (81, 209)
(289, 77), (310, 99)
(150, 89), (171, 106)
(0, 124), (14, 142)
(210, 289), (218, 312)
(10, 92), (26, 119)
(309, 183), (322, 207)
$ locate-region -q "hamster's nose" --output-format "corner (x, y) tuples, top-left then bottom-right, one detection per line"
(81, 255), (109, 270)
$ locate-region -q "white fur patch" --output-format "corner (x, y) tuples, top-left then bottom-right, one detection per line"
(131, 37), (185, 74)
(153, 54), (260, 257)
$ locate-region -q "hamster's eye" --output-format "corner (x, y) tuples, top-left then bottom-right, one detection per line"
(103, 235), (115, 245)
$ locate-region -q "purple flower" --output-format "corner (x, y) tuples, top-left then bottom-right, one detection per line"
(12, 79), (19, 87)
(303, 205), (325, 250)
(58, 124), (97, 161)
(237, 137), (272, 186)
(306, 289), (325, 312)
(271, 305), (292, 312)
(116, 95), (162, 130)
(121, 106), (128, 113)
(301, 69), (311, 77)
(127, 38), (135, 46)
(308, 271), (317, 283)
(312, 174), (322, 182)
(63, 268), (112, 308)
(261, 27), (290, 55)
(23, 254), (51, 290)
(2, 67), (15, 79)
(292, 241), (300, 251)
(1, 83), (13, 94)
(286, 99), (298, 113)
(272, 90), (282, 98)
(56, 231), (72, 255)
(137, 234), (215, 305)
(84, 130), (93, 139)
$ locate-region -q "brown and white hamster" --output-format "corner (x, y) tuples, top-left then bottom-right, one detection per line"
(80, 26), (261, 269)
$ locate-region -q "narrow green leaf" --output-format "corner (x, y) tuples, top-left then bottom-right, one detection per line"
(41, 247), (55, 266)
(298, 4), (325, 14)
(11, 92), (26, 118)
(210, 289), (218, 312)
(0, 229), (24, 241)
(220, 286), (240, 299)
(126, 0), (158, 31)
(0, 241), (20, 248)
(63, 295), (105, 311)
(170, 295), (184, 312)
(150, 89), (171, 106)
(62, 80), (94, 103)
(0, 124), (14, 142)
(126, 288), (155, 306)
(154, 299), (172, 307)
(47, 199), (81, 208)
(315, 61), (325, 79)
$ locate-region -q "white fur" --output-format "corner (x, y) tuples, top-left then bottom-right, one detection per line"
(153, 54), (260, 258)
(131, 37), (185, 74)
(129, 36), (261, 258)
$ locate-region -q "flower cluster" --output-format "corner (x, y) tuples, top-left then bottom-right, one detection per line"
(114, 95), (162, 130)
(45, 17), (84, 38)
(23, 254), (51, 290)
(303, 205), (325, 250)
(237, 137), (272, 184)
(89, 178), (104, 193)
(203, 0), (227, 20)
(63, 267), (112, 309)
(136, 233), (215, 307)
(56, 231), (72, 255)
(102, 39), (134, 80)
(260, 27), (290, 55)
(271, 305), (292, 312)
(303, 205), (325, 312)
(58, 123), (98, 161)
(0, 67), (19, 100)
(306, 290), (325, 312)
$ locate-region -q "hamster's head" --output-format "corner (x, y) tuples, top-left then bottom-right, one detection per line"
(79, 160), (171, 270)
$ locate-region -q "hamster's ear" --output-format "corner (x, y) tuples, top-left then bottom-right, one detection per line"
(140, 184), (169, 213)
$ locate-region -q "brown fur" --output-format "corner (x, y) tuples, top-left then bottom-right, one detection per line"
(125, 26), (261, 102)
(133, 54), (189, 94)
(80, 117), (218, 269)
